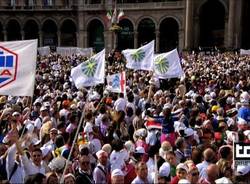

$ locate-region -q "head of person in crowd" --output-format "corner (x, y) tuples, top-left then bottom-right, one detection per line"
(186, 161), (199, 184)
(63, 173), (76, 184)
(24, 173), (46, 184)
(158, 162), (171, 184)
(111, 169), (124, 184)
(96, 150), (108, 166)
(46, 172), (58, 184)
(32, 148), (43, 167)
(176, 163), (188, 180)
(135, 161), (148, 181)
(206, 164), (219, 183)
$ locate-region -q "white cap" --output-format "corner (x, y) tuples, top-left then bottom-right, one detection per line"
(159, 162), (170, 177)
(111, 169), (124, 177)
(12, 111), (20, 116)
(184, 128), (194, 137)
(238, 117), (247, 125)
(215, 177), (233, 184)
(178, 179), (191, 184)
(96, 150), (108, 159)
(135, 146), (145, 154)
(236, 165), (250, 175)
(176, 163), (188, 173)
(40, 106), (47, 111)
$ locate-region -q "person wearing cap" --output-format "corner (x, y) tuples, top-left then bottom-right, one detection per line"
(93, 150), (109, 184)
(237, 92), (250, 124)
(75, 154), (93, 184)
(111, 169), (124, 184)
(43, 128), (58, 151)
(131, 161), (150, 184)
(170, 163), (188, 184)
(34, 106), (49, 137)
(158, 162), (171, 184)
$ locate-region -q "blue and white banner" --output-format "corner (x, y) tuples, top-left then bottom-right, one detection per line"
(0, 39), (37, 96)
(153, 49), (184, 79)
(122, 40), (154, 71)
(107, 71), (126, 93)
(71, 49), (105, 88)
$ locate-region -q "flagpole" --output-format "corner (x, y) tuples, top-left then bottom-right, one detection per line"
(60, 110), (84, 183)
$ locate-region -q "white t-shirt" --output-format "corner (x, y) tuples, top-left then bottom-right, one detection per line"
(110, 149), (129, 172)
(114, 98), (127, 112)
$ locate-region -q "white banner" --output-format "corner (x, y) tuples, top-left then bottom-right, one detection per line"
(154, 49), (184, 79)
(0, 39), (37, 96)
(56, 47), (93, 57)
(71, 49), (105, 88)
(107, 71), (126, 93)
(240, 49), (250, 55)
(38, 46), (50, 56)
(122, 40), (154, 71)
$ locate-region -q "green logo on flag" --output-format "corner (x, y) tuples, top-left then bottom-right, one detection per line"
(155, 55), (169, 74)
(131, 49), (145, 62)
(82, 58), (97, 77)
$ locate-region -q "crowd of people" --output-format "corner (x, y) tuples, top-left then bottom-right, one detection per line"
(0, 50), (249, 184)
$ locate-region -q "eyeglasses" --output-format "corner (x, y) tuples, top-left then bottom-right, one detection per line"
(191, 172), (199, 176)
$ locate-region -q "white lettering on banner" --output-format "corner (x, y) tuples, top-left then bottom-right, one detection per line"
(236, 144), (250, 158)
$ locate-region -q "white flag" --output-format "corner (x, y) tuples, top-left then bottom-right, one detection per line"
(0, 39), (37, 96)
(154, 49), (184, 79)
(71, 49), (105, 88)
(122, 40), (154, 71)
(107, 71), (126, 93)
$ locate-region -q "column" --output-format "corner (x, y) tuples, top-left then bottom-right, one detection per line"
(134, 31), (138, 49)
(179, 29), (184, 51)
(184, 0), (193, 49)
(83, 30), (87, 48)
(3, 29), (7, 41)
(227, 0), (235, 48)
(104, 31), (112, 52)
(155, 30), (160, 53)
(39, 31), (43, 46)
(57, 31), (61, 46)
(21, 31), (25, 40)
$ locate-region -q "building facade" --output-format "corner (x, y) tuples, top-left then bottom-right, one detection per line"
(0, 0), (248, 53)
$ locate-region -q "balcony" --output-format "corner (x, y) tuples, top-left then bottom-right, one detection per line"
(0, 0), (184, 11)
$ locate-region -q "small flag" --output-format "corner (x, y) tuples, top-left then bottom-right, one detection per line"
(106, 10), (112, 20)
(0, 39), (37, 96)
(107, 71), (126, 94)
(122, 40), (154, 71)
(153, 49), (184, 79)
(111, 7), (117, 24)
(71, 49), (105, 88)
(117, 9), (125, 23)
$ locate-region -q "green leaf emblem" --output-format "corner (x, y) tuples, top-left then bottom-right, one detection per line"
(82, 58), (97, 77)
(155, 55), (169, 74)
(131, 49), (145, 62)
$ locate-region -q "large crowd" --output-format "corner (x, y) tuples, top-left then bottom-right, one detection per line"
(0, 50), (250, 184)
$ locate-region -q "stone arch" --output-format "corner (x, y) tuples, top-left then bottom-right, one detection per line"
(159, 17), (179, 52)
(86, 17), (105, 30)
(199, 0), (226, 47)
(42, 19), (58, 46)
(23, 19), (39, 40)
(117, 18), (134, 50)
(137, 17), (156, 47)
(87, 19), (104, 52)
(6, 19), (21, 41)
(60, 19), (77, 46)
